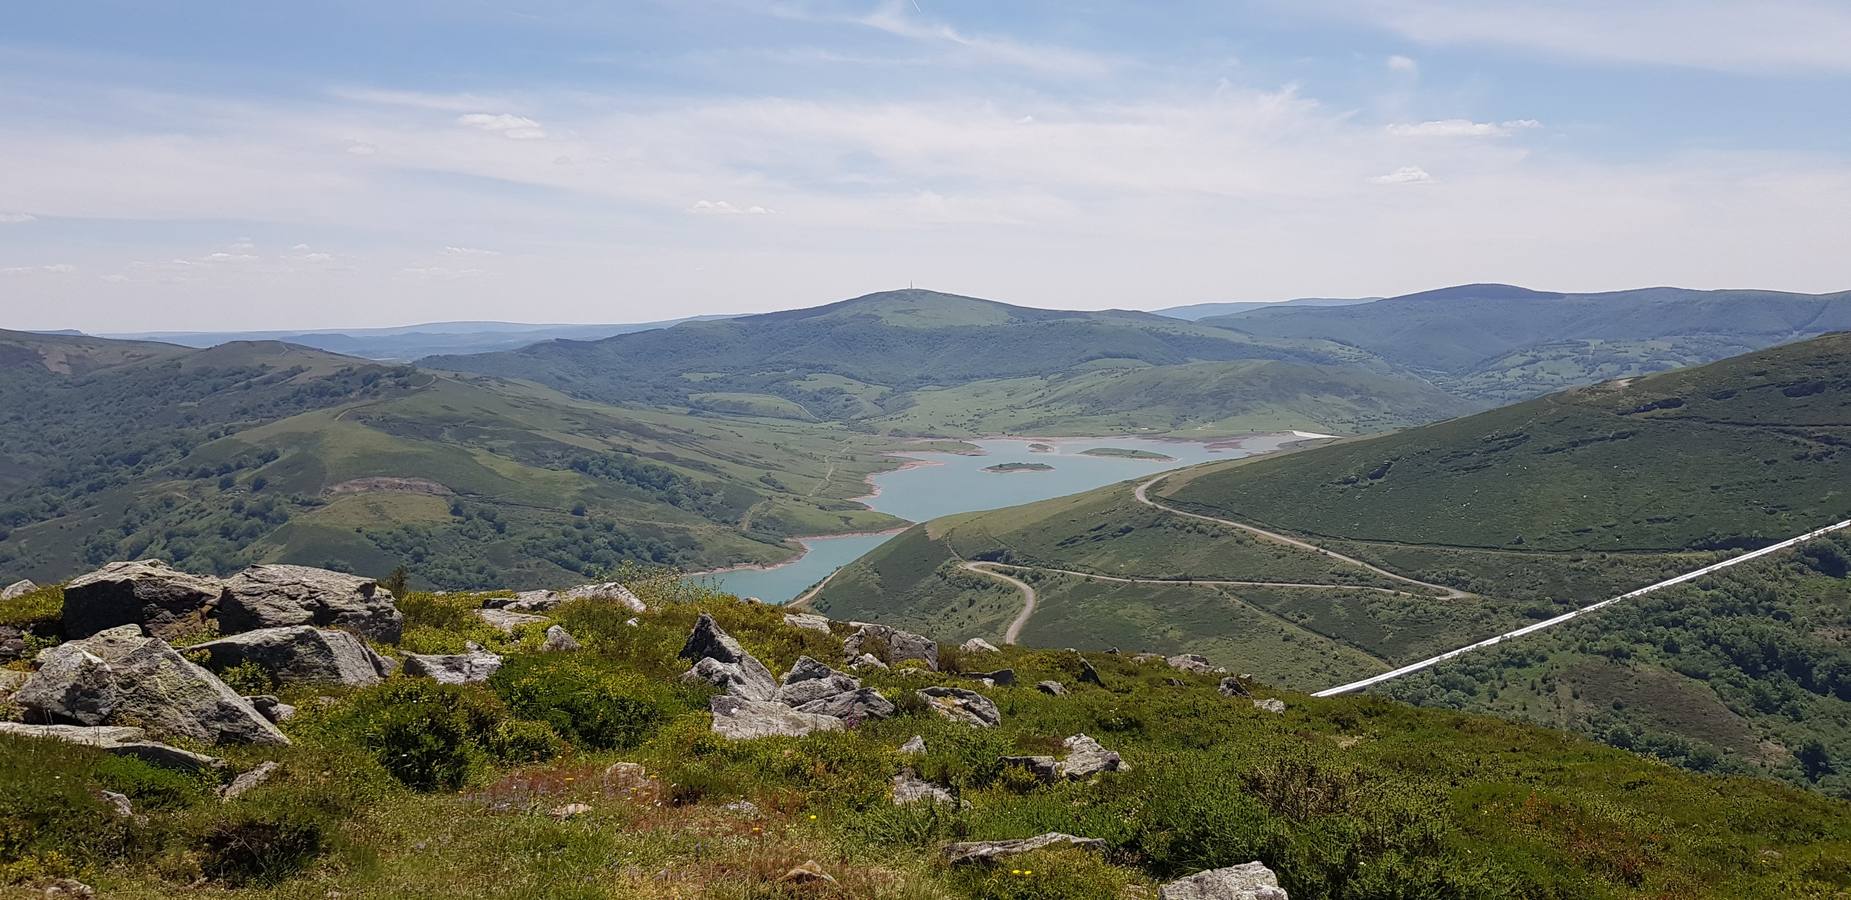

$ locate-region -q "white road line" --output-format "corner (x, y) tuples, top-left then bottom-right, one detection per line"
(1312, 518), (1851, 697)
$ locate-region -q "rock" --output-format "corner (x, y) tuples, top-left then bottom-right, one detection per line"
(792, 687), (896, 722)
(1036, 680), (1066, 696)
(1158, 862), (1289, 900)
(962, 668), (1015, 686)
(779, 861), (837, 885)
(1000, 755), (1060, 783)
(220, 760), (281, 801)
(1253, 698), (1286, 714)
(0, 723), (223, 771)
(0, 669), (27, 696)
(17, 626), (288, 746)
(898, 735), (927, 755)
(721, 799), (760, 817)
(98, 789), (135, 818)
(775, 656), (861, 706)
(541, 625), (581, 652)
(1166, 654), (1228, 675)
(917, 686), (1001, 727)
(1059, 734), (1127, 779)
(560, 581), (645, 612)
(218, 565), (403, 642)
(476, 608), (549, 635)
(484, 589), (561, 612)
(784, 612), (832, 633)
(960, 637), (1000, 653)
(0, 625), (27, 664)
(247, 695), (297, 724)
(550, 802), (593, 820)
(42, 878), (96, 898)
(708, 695), (844, 740)
(1, 578), (37, 600)
(844, 623), (939, 671)
(1133, 652), (1165, 664)
(61, 560), (224, 639)
(403, 644), (503, 684)
(1077, 655), (1104, 686)
(678, 614), (776, 701)
(893, 771), (960, 806)
(1218, 677), (1250, 698)
(848, 653), (888, 671)
(943, 832), (1107, 865)
(189, 626), (390, 686)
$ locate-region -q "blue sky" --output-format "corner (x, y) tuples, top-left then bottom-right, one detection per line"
(2, 0), (1848, 331)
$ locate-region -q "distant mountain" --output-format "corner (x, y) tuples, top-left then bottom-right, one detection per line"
(429, 289), (1455, 436)
(0, 330), (903, 588)
(1153, 297), (1378, 320)
(1203, 283), (1851, 404)
(100, 317), (728, 360)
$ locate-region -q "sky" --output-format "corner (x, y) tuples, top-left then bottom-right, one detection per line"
(2, 0), (1849, 332)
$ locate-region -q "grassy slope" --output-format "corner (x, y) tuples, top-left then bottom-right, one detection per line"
(3, 579), (1848, 898)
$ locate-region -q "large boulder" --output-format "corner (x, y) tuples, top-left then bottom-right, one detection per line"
(188, 626), (391, 686)
(0, 625), (27, 663)
(917, 686), (1001, 727)
(540, 625), (581, 653)
(783, 612), (832, 634)
(1, 578), (37, 600)
(217, 565), (403, 642)
(476, 608), (548, 635)
(1158, 862), (1289, 900)
(775, 656), (860, 706)
(403, 643), (502, 684)
(0, 723), (223, 771)
(1058, 734), (1127, 779)
(61, 560), (225, 639)
(708, 695), (844, 740)
(560, 581), (645, 612)
(845, 623), (938, 671)
(892, 771), (960, 806)
(1167, 654), (1228, 675)
(678, 614), (776, 701)
(960, 637), (1000, 653)
(792, 688), (896, 722)
(943, 832), (1107, 865)
(483, 589), (561, 612)
(1218, 676), (1250, 698)
(14, 627), (287, 746)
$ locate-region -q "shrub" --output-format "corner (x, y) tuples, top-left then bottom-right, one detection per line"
(195, 805), (325, 886)
(0, 584), (62, 630)
(215, 659), (275, 696)
(490, 656), (681, 751)
(946, 846), (1131, 900)
(323, 680), (526, 792)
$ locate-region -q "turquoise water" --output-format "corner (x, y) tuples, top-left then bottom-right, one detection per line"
(702, 435), (1305, 604)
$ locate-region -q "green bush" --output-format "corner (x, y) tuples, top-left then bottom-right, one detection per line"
(195, 805), (325, 886)
(490, 656), (681, 751)
(946, 846), (1131, 900)
(214, 659), (275, 696)
(0, 734), (142, 883)
(323, 680), (532, 792)
(0, 584), (62, 630)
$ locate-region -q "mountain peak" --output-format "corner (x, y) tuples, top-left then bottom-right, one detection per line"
(1387, 283), (1565, 302)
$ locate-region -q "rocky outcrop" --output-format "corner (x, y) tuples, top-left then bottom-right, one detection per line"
(1001, 755), (1060, 783)
(220, 761), (281, 801)
(61, 560), (224, 639)
(943, 832), (1107, 865)
(708, 695), (844, 740)
(1058, 734), (1126, 779)
(792, 687), (895, 721)
(960, 637), (1000, 653)
(483, 590), (561, 612)
(403, 643), (502, 684)
(189, 626), (391, 686)
(962, 668), (1015, 686)
(0, 669), (27, 696)
(1253, 698), (1286, 714)
(899, 735), (927, 755)
(1077, 654), (1105, 686)
(892, 770), (960, 806)
(779, 861), (837, 885)
(476, 608), (548, 635)
(917, 686), (1001, 727)
(783, 612), (832, 634)
(1218, 676), (1250, 698)
(0, 723), (224, 771)
(248, 695), (297, 724)
(218, 565), (403, 642)
(1158, 862), (1289, 899)
(0, 625), (27, 664)
(560, 581), (645, 612)
(16, 625), (287, 746)
(679, 614), (776, 701)
(845, 623), (939, 671)
(1167, 654), (1228, 675)
(1, 578), (37, 600)
(775, 656), (860, 706)
(1036, 680), (1066, 696)
(848, 653), (888, 671)
(541, 625), (581, 653)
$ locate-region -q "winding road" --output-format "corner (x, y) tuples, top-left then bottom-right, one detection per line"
(961, 562), (1040, 643)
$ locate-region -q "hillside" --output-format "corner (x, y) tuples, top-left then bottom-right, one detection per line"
(2, 575), (1847, 898)
(1206, 284), (1851, 403)
(1154, 297), (1376, 320)
(104, 317), (724, 360)
(0, 332), (905, 588)
(428, 289), (1453, 436)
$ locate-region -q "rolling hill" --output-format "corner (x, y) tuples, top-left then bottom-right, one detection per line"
(0, 331), (905, 589)
(104, 316), (727, 360)
(1206, 283), (1851, 404)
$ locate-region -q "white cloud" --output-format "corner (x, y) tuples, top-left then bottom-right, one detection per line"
(688, 200), (773, 215)
(1, 264), (76, 276)
(1371, 166), (1434, 184)
(457, 113), (547, 140)
(775, 1), (1116, 77)
(0, 212), (35, 223)
(345, 140), (378, 156)
(441, 245), (501, 256)
(1387, 118), (1541, 138)
(1386, 54), (1419, 72)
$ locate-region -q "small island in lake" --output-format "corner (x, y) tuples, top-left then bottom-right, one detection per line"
(1028, 442), (1054, 452)
(1080, 447), (1176, 461)
(984, 462), (1055, 473)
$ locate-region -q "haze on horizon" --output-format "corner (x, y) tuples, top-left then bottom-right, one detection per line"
(4, 1), (1850, 333)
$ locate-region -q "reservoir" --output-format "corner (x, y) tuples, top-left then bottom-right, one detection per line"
(703, 434), (1309, 603)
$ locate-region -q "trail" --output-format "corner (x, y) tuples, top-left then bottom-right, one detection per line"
(1133, 474), (1470, 599)
(960, 562), (1038, 644)
(1312, 516), (1851, 697)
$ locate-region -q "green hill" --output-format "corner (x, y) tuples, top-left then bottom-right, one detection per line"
(0, 332), (904, 588)
(1206, 284), (1851, 404)
(428, 289), (1456, 436)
